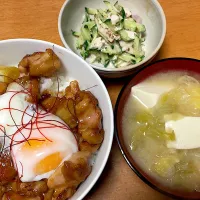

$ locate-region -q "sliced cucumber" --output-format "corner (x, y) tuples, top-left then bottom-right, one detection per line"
(136, 23), (146, 32)
(81, 26), (91, 41)
(100, 53), (109, 65)
(112, 55), (118, 62)
(91, 25), (98, 38)
(89, 50), (101, 62)
(83, 40), (90, 50)
(76, 35), (85, 48)
(124, 18), (136, 32)
(119, 52), (143, 64)
(114, 21), (123, 32)
(133, 36), (145, 57)
(115, 59), (130, 68)
(138, 32), (146, 42)
(98, 9), (108, 19)
(83, 21), (96, 30)
(119, 40), (134, 54)
(71, 30), (80, 37)
(119, 52), (136, 62)
(83, 12), (90, 23)
(133, 36), (140, 51)
(135, 56), (143, 63)
(113, 42), (122, 53)
(101, 42), (121, 55)
(89, 37), (105, 50)
(80, 47), (89, 59)
(85, 7), (98, 15)
(120, 7), (126, 21)
(96, 12), (106, 22)
(104, 60), (110, 68)
(87, 54), (97, 63)
(119, 30), (136, 42)
(104, 19), (114, 31)
(101, 45), (114, 55)
(140, 37), (146, 42)
(105, 18), (122, 32)
(104, 1), (119, 14)
(114, 1), (122, 11)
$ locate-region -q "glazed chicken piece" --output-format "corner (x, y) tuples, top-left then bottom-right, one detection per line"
(65, 81), (104, 147)
(2, 191), (41, 200)
(0, 186), (5, 199)
(53, 187), (76, 200)
(75, 91), (104, 145)
(7, 180), (48, 197)
(0, 66), (20, 95)
(41, 96), (78, 129)
(65, 80), (80, 100)
(44, 189), (54, 200)
(16, 75), (30, 86)
(27, 78), (40, 103)
(0, 151), (17, 186)
(41, 80), (81, 129)
(0, 82), (8, 95)
(18, 49), (61, 77)
(79, 141), (101, 154)
(47, 151), (91, 190)
(0, 66), (20, 84)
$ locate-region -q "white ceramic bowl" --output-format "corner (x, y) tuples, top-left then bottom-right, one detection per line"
(58, 0), (166, 78)
(0, 39), (114, 200)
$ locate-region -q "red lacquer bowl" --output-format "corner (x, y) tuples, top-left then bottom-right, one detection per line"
(115, 58), (200, 200)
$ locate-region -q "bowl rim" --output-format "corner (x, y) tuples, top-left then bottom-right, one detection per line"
(115, 57), (200, 200)
(58, 0), (167, 72)
(0, 38), (114, 200)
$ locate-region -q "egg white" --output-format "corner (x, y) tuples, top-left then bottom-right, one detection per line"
(0, 83), (78, 182)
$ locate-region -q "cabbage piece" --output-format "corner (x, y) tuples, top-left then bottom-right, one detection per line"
(175, 160), (196, 175)
(130, 127), (145, 150)
(152, 156), (179, 178)
(154, 80), (200, 117)
(135, 110), (153, 124)
(173, 161), (198, 190)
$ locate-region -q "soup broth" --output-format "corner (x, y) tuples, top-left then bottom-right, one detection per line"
(122, 72), (200, 192)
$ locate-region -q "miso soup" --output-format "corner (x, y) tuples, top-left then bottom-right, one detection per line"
(122, 72), (200, 192)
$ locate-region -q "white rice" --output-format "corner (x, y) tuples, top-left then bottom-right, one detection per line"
(40, 76), (74, 94)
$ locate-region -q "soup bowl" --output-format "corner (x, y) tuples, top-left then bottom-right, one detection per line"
(115, 58), (200, 199)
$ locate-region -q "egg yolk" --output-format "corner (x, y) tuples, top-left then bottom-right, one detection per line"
(21, 140), (63, 175)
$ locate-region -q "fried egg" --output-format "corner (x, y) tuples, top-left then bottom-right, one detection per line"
(0, 83), (78, 182)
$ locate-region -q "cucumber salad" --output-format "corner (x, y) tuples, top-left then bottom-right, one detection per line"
(72, 1), (146, 68)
